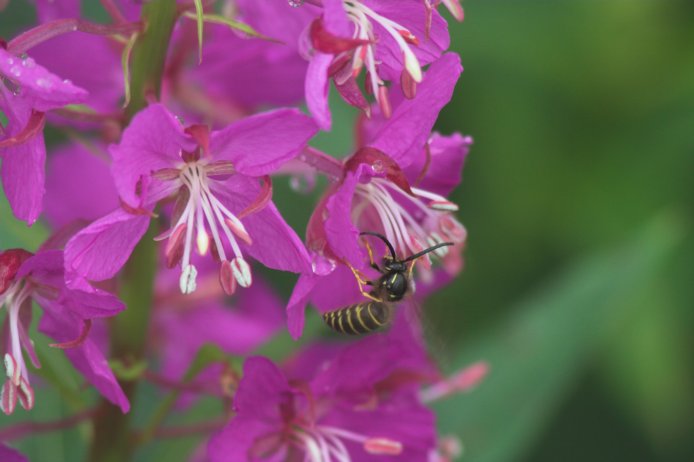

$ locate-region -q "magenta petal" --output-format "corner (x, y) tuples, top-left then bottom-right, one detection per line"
(0, 48), (88, 112)
(323, 393), (436, 461)
(30, 33), (123, 113)
(305, 52), (333, 130)
(214, 176), (311, 274)
(234, 0), (318, 47)
(189, 24), (307, 109)
(208, 356), (291, 461)
(405, 132), (472, 197)
(371, 53), (462, 167)
(34, 0), (80, 22)
(0, 444), (27, 462)
(44, 142), (119, 229)
(369, 1), (449, 80)
(111, 104), (195, 207)
(210, 108), (317, 177)
(158, 279), (284, 379)
(322, 0), (352, 36)
(0, 130), (45, 225)
(38, 307), (129, 413)
(61, 276), (126, 319)
(64, 208), (150, 282)
(324, 166), (368, 268)
(286, 272), (321, 340)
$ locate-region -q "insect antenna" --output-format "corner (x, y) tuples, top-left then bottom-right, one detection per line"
(359, 231), (398, 260)
(403, 242), (454, 263)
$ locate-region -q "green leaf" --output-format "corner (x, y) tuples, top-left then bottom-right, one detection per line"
(193, 0), (204, 63)
(433, 213), (684, 462)
(183, 12), (280, 43)
(0, 195), (49, 249)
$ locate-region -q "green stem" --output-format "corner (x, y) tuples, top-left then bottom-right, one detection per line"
(88, 1), (177, 461)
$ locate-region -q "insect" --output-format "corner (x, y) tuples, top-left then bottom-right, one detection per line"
(322, 231), (453, 335)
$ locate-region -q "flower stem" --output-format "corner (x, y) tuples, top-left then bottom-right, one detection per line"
(88, 1), (178, 461)
(7, 19), (141, 54)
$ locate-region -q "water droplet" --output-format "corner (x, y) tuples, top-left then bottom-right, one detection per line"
(21, 57), (35, 68)
(311, 253), (336, 275)
(62, 79), (72, 85)
(9, 66), (21, 77)
(7, 58), (14, 66)
(36, 78), (52, 89)
(371, 160), (384, 173)
(289, 173), (315, 194)
(288, 0), (304, 7)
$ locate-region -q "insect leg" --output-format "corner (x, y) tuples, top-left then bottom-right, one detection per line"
(361, 237), (382, 273)
(347, 263), (384, 303)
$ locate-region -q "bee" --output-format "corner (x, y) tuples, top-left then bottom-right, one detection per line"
(322, 232), (453, 335)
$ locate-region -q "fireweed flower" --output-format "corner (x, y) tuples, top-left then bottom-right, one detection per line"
(65, 104), (317, 295)
(208, 319), (438, 462)
(301, 0), (450, 129)
(0, 47), (88, 224)
(0, 248), (128, 414)
(287, 53), (468, 337)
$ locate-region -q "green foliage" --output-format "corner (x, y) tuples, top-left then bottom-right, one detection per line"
(434, 214), (684, 462)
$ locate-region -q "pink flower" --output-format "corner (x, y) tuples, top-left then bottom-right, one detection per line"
(65, 104), (317, 295)
(0, 248), (128, 414)
(287, 54), (469, 338)
(0, 47), (87, 224)
(208, 320), (438, 461)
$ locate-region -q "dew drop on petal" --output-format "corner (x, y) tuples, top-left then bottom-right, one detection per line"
(36, 78), (52, 89)
(371, 160), (384, 174)
(9, 66), (21, 77)
(288, 0), (304, 7)
(63, 79), (72, 85)
(6, 58), (14, 66)
(21, 57), (35, 68)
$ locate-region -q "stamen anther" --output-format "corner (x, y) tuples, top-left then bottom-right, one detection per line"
(364, 437), (403, 455)
(180, 264), (198, 294)
(219, 260), (237, 296)
(230, 257), (252, 288)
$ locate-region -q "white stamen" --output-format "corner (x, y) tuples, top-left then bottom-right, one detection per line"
(18, 377), (34, 410)
(353, 178), (463, 263)
(179, 264), (198, 294)
(196, 228), (210, 255)
(3, 354), (15, 381)
(231, 257), (252, 288)
(164, 161), (255, 294)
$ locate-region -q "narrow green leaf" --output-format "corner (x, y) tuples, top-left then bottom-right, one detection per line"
(193, 0), (204, 63)
(433, 213), (685, 462)
(182, 12), (280, 43)
(121, 32), (139, 109)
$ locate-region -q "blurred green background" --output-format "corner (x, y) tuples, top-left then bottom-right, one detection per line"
(2, 0), (693, 461)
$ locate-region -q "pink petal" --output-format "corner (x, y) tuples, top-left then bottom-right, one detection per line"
(64, 208), (150, 282)
(210, 108), (317, 177)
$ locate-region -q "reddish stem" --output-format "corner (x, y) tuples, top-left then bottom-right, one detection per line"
(143, 417), (228, 439)
(7, 19), (142, 54)
(0, 407), (98, 441)
(299, 147), (344, 180)
(142, 370), (216, 395)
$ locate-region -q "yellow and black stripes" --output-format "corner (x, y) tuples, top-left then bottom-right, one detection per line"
(322, 302), (392, 335)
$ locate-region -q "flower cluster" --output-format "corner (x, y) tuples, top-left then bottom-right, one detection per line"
(0, 0), (481, 461)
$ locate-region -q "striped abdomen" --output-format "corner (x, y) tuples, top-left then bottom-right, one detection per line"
(322, 302), (392, 335)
